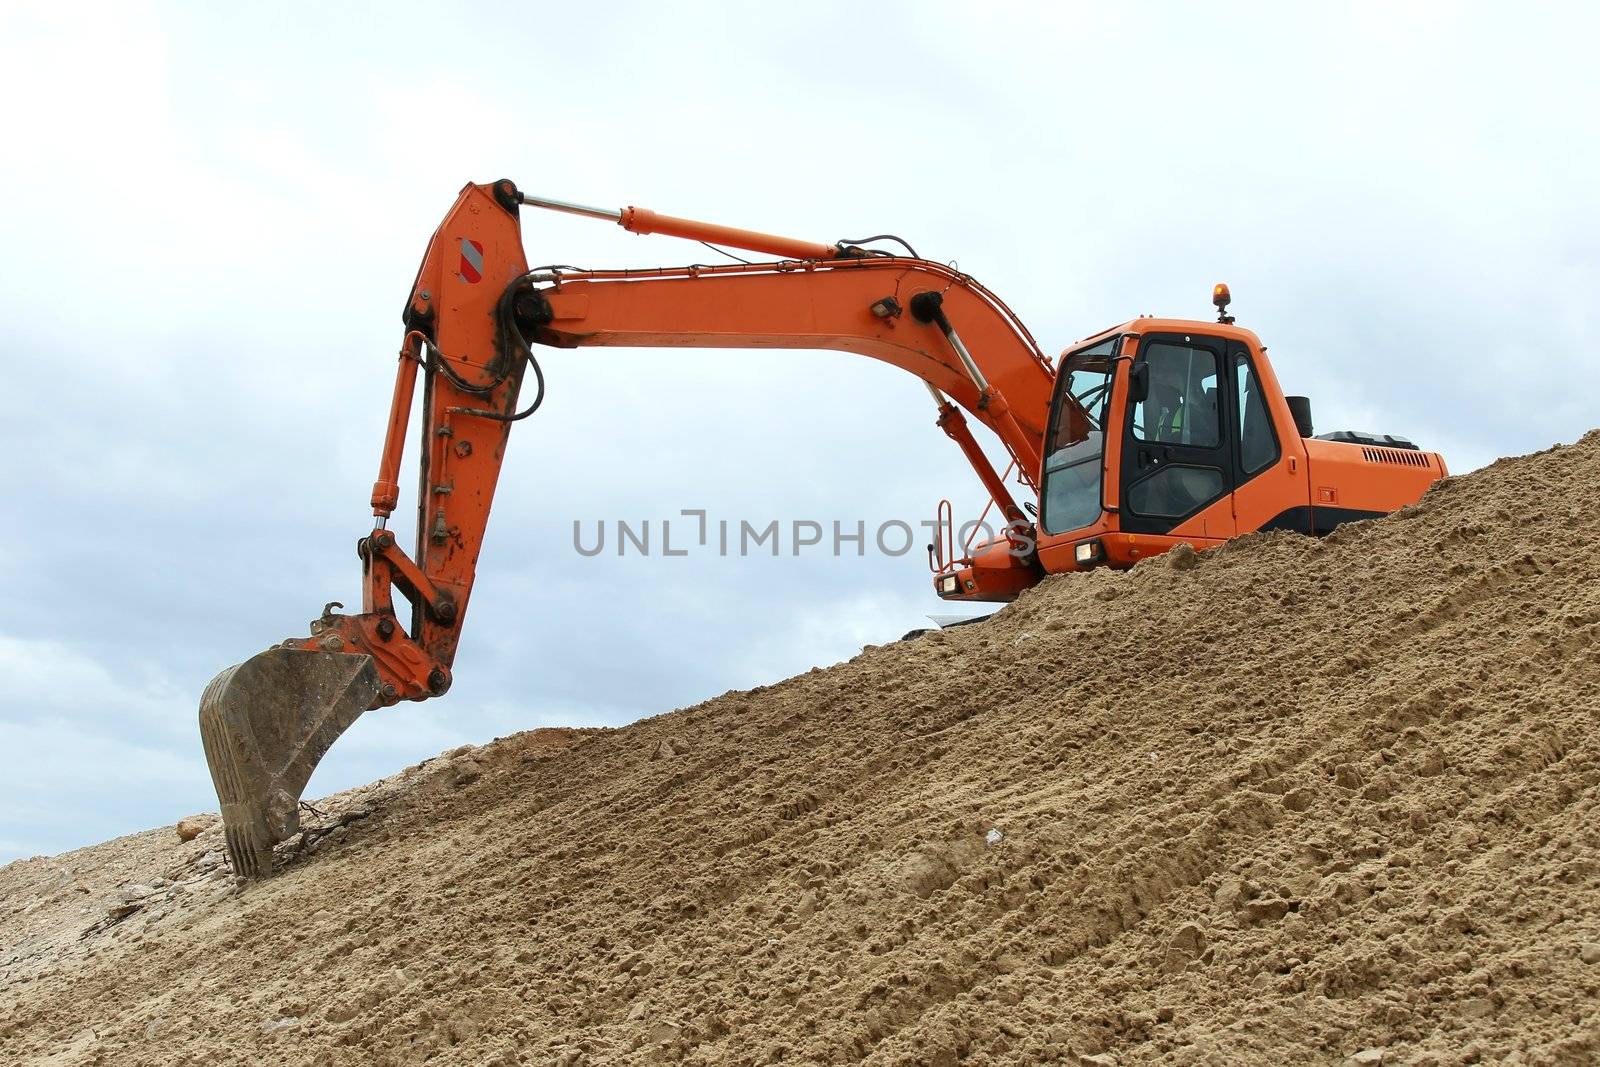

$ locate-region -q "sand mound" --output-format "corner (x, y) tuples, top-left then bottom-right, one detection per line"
(4, 436), (1600, 1066)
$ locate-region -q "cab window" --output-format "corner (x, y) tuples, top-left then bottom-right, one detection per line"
(1039, 336), (1117, 535)
(1128, 466), (1226, 518)
(1233, 352), (1278, 475)
(1131, 342), (1220, 448)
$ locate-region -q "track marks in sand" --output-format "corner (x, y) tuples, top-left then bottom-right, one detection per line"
(6, 434), (1600, 1065)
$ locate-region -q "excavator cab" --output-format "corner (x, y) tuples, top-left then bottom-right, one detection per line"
(937, 300), (1446, 598)
(1024, 313), (1445, 577)
(1030, 321), (1301, 574)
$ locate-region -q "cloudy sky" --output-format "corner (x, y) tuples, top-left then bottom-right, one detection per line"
(3, 2), (1597, 862)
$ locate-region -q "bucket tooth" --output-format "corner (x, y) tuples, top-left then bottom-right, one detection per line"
(198, 648), (381, 878)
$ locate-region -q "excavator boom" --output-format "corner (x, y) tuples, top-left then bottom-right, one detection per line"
(200, 179), (1058, 875)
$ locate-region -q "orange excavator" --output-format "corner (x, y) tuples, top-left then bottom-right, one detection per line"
(200, 179), (1447, 876)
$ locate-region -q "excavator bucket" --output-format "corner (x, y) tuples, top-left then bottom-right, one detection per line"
(198, 648), (381, 878)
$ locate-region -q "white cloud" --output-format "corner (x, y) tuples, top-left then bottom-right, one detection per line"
(0, 637), (211, 860)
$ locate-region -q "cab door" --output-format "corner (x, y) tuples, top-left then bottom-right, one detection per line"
(1119, 333), (1236, 540)
(1226, 339), (1309, 532)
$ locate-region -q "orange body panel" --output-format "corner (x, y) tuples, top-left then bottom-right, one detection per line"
(937, 538), (1041, 600)
(1303, 437), (1447, 519)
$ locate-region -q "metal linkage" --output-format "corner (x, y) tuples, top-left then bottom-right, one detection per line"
(517, 193), (622, 222)
(518, 191), (839, 261)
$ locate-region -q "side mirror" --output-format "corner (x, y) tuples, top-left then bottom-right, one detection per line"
(1128, 362), (1150, 403)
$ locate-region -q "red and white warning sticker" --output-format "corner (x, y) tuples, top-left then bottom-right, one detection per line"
(458, 238), (484, 284)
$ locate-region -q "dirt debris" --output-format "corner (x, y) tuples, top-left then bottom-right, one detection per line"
(174, 815), (216, 843)
(3, 435), (1600, 1065)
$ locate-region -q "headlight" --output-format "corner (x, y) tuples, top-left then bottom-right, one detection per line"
(938, 574), (960, 595)
(1073, 540), (1103, 566)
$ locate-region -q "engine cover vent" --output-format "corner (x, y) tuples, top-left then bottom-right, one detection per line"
(1362, 446), (1433, 468)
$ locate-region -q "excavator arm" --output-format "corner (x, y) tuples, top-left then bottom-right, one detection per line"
(527, 263), (1051, 453)
(200, 179), (1056, 877)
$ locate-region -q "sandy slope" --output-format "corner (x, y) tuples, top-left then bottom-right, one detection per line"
(3, 436), (1599, 1066)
